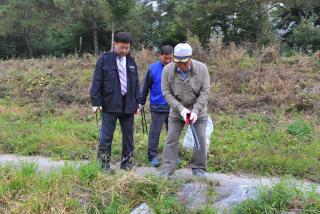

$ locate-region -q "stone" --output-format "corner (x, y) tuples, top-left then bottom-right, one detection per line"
(130, 203), (154, 214)
(212, 185), (259, 213)
(178, 182), (209, 210)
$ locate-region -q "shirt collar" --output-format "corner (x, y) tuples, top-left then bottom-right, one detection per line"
(176, 66), (191, 73)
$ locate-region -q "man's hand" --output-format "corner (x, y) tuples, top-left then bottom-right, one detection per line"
(189, 112), (198, 124)
(92, 106), (102, 113)
(180, 108), (190, 122)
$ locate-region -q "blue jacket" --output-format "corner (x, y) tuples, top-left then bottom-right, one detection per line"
(90, 51), (140, 114)
(140, 60), (170, 112)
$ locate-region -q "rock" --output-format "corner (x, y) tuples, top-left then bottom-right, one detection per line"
(212, 185), (259, 214)
(280, 210), (302, 214)
(310, 84), (320, 95)
(130, 203), (154, 214)
(178, 182), (209, 210)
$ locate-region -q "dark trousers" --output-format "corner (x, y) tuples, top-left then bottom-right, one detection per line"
(148, 111), (169, 160)
(98, 112), (134, 167)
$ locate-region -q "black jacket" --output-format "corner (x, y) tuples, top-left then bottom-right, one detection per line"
(90, 51), (140, 114)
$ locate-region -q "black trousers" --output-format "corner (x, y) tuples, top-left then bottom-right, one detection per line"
(98, 112), (134, 167)
(148, 111), (169, 160)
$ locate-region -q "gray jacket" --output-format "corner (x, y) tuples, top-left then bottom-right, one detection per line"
(161, 59), (210, 117)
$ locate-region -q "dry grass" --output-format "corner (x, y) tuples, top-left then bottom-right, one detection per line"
(0, 41), (319, 116)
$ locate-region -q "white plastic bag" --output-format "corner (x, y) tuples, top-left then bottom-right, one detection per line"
(183, 115), (214, 153)
(182, 125), (194, 150)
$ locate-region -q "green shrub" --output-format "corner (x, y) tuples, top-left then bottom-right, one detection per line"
(233, 179), (320, 213)
(287, 120), (313, 138)
(78, 161), (100, 183)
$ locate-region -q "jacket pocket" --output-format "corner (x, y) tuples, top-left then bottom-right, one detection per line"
(103, 81), (114, 95)
(173, 81), (184, 100)
(190, 79), (202, 95)
(103, 65), (117, 81)
(183, 78), (201, 105)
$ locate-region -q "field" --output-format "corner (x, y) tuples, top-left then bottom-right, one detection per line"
(0, 44), (319, 212)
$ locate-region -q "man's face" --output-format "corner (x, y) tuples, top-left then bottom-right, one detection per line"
(114, 42), (130, 57)
(176, 58), (192, 72)
(160, 54), (173, 66)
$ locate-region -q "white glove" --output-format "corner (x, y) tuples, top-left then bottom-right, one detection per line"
(180, 108), (190, 122)
(189, 112), (198, 124)
(92, 106), (102, 113)
(139, 104), (145, 110)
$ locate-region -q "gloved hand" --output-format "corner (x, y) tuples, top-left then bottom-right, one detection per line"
(180, 108), (190, 122)
(189, 112), (198, 124)
(92, 106), (102, 113)
(139, 104), (144, 110)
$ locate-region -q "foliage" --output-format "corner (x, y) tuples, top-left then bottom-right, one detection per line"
(0, 0), (320, 58)
(287, 119), (313, 139)
(288, 17), (320, 52)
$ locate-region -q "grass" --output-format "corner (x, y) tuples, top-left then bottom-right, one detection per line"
(0, 100), (319, 183)
(233, 178), (320, 213)
(0, 161), (216, 213)
(209, 112), (320, 182)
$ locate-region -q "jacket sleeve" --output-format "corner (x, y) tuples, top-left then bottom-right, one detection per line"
(90, 56), (103, 106)
(161, 66), (186, 113)
(192, 65), (210, 115)
(139, 68), (152, 105)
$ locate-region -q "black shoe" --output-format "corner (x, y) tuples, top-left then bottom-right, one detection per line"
(120, 162), (133, 171)
(160, 171), (174, 180)
(101, 164), (115, 175)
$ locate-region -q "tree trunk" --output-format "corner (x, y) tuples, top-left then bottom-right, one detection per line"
(92, 19), (99, 56)
(256, 1), (263, 50)
(24, 27), (33, 58)
(111, 16), (114, 51)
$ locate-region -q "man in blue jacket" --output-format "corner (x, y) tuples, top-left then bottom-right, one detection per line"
(90, 32), (140, 174)
(139, 45), (173, 167)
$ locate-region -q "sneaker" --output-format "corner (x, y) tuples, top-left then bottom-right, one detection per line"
(176, 158), (181, 165)
(120, 162), (133, 171)
(150, 158), (160, 167)
(192, 168), (206, 177)
(160, 171), (174, 180)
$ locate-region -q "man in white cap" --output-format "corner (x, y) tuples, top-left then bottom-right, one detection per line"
(160, 43), (211, 178)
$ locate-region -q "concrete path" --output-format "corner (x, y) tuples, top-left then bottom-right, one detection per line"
(1, 153), (319, 210)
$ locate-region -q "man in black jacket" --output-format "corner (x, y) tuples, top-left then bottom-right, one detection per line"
(90, 32), (140, 173)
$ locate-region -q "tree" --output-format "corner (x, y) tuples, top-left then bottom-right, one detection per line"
(107, 0), (134, 50)
(288, 17), (320, 52)
(54, 0), (110, 55)
(0, 0), (57, 57)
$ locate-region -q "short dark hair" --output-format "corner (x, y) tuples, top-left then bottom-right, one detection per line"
(160, 45), (173, 55)
(114, 32), (132, 43)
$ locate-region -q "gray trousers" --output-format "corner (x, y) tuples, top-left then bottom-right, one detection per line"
(161, 112), (208, 174)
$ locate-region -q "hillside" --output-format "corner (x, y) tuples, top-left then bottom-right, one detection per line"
(0, 47), (319, 183)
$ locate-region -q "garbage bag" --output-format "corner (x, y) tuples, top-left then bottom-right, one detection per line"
(183, 115), (214, 152)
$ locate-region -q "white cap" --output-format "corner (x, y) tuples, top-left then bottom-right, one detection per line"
(173, 43), (192, 62)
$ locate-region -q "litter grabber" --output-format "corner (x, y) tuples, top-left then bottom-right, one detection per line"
(186, 113), (201, 151)
(141, 107), (148, 135)
(95, 111), (102, 142)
